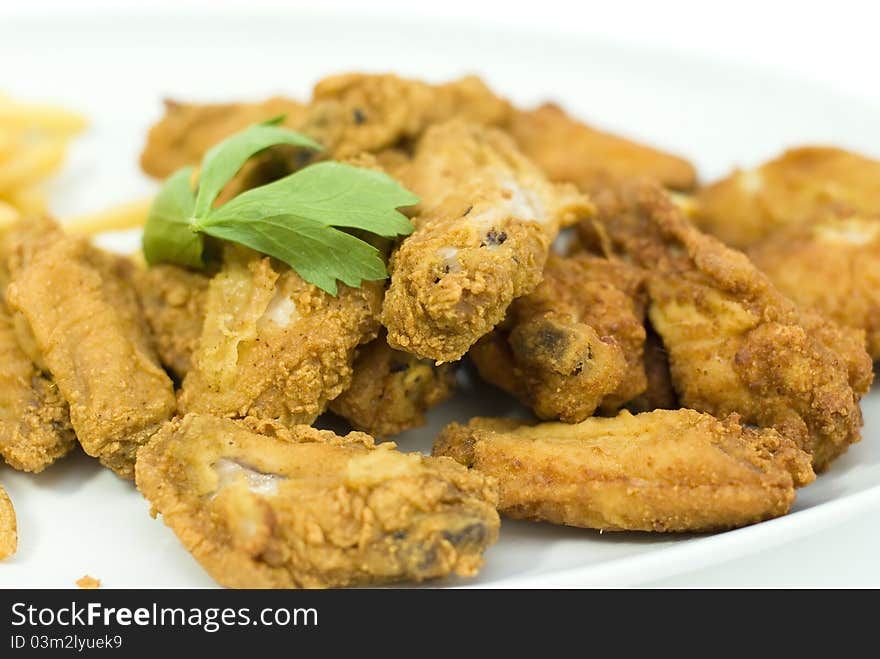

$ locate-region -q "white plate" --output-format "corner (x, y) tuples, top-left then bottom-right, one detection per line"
(2, 8), (880, 588)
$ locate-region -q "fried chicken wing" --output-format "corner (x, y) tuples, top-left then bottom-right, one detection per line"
(141, 74), (509, 183)
(0, 303), (75, 472)
(302, 73), (511, 159)
(507, 103), (697, 193)
(136, 264), (210, 380)
(748, 213), (880, 359)
(586, 181), (872, 470)
(381, 121), (592, 362)
(0, 485), (15, 560)
(469, 252), (647, 422)
(140, 97), (307, 178)
(329, 333), (456, 437)
(695, 146), (880, 248)
(433, 409), (814, 533)
(179, 247), (382, 426)
(136, 413), (499, 588)
(6, 237), (176, 478)
(0, 219), (75, 472)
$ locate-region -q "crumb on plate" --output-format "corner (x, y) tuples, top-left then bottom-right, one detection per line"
(76, 575), (101, 589)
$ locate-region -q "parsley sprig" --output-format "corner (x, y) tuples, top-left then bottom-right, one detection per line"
(142, 118), (418, 294)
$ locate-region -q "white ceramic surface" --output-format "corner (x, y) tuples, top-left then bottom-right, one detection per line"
(1, 8), (879, 588)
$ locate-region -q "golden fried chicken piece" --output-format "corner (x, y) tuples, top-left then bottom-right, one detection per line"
(136, 413), (499, 588)
(507, 104), (697, 193)
(748, 213), (880, 359)
(0, 218), (75, 472)
(6, 237), (176, 478)
(626, 323), (678, 413)
(0, 303), (75, 472)
(136, 264), (210, 380)
(0, 215), (65, 287)
(179, 247), (382, 426)
(302, 73), (511, 159)
(0, 485), (15, 560)
(141, 74), (509, 183)
(586, 181), (872, 470)
(140, 97), (307, 178)
(695, 146), (880, 248)
(382, 121), (592, 362)
(329, 333), (456, 437)
(434, 409), (814, 533)
(469, 252), (647, 422)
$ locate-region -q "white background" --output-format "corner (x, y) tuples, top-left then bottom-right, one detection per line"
(2, 0), (880, 587)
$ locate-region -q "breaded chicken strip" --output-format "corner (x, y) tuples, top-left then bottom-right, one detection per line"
(507, 104), (697, 193)
(0, 303), (75, 472)
(302, 73), (511, 159)
(749, 213), (880, 359)
(179, 247), (382, 426)
(382, 121), (592, 362)
(330, 333), (456, 437)
(585, 182), (872, 470)
(136, 264), (210, 380)
(695, 146), (880, 248)
(433, 409), (814, 533)
(0, 485), (15, 560)
(140, 97), (307, 178)
(136, 413), (499, 588)
(469, 252), (647, 422)
(6, 237), (176, 478)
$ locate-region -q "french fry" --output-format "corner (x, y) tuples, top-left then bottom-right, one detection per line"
(0, 139), (67, 194)
(0, 132), (20, 160)
(66, 197), (153, 235)
(3, 185), (47, 216)
(0, 100), (87, 137)
(0, 199), (20, 229)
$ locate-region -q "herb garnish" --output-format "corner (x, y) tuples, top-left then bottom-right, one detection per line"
(142, 118), (418, 294)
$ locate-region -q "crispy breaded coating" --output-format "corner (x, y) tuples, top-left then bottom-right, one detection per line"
(434, 409), (814, 533)
(507, 104), (697, 193)
(748, 213), (880, 359)
(695, 146), (880, 248)
(136, 413), (499, 588)
(586, 181), (873, 470)
(382, 121), (592, 362)
(329, 333), (456, 437)
(179, 247), (382, 426)
(6, 237), (176, 478)
(0, 485), (16, 560)
(470, 252), (647, 422)
(302, 73), (511, 159)
(0, 215), (65, 287)
(140, 97), (307, 178)
(0, 303), (75, 472)
(136, 264), (210, 380)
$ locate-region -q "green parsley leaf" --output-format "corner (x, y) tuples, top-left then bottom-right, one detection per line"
(142, 120), (418, 295)
(142, 166), (202, 268)
(192, 120), (322, 217)
(203, 162), (418, 238)
(197, 214), (388, 295)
